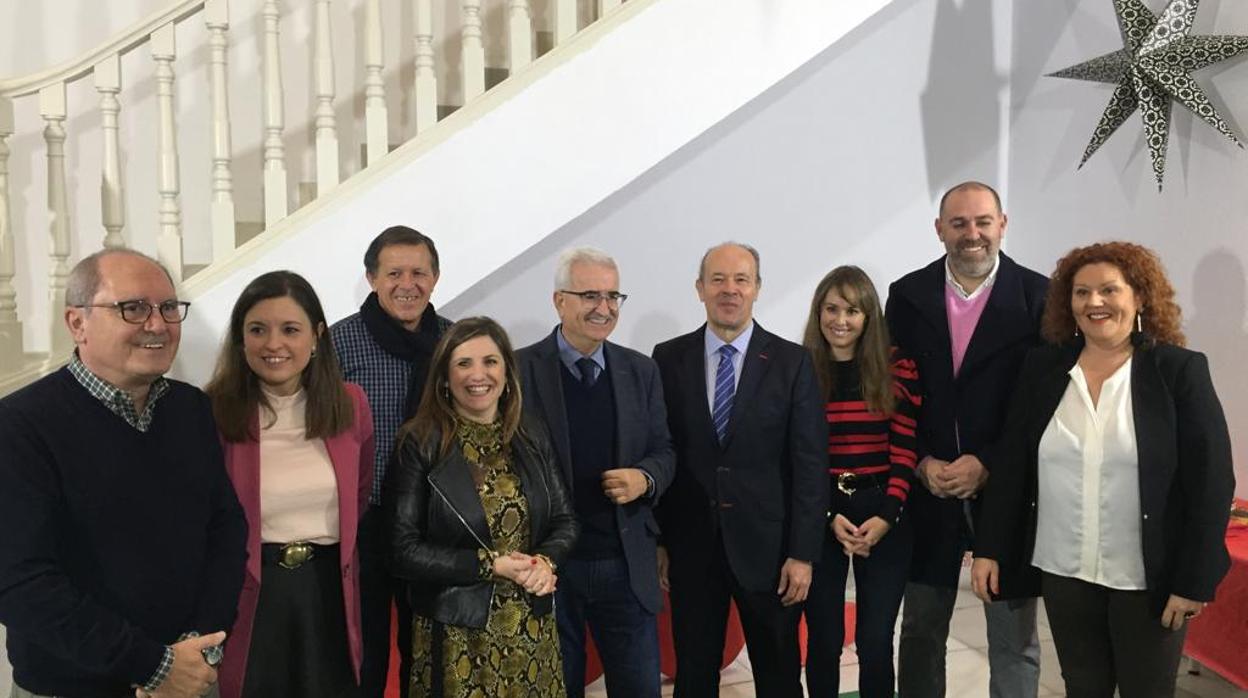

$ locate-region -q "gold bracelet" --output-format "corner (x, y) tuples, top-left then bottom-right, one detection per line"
(533, 553), (556, 573)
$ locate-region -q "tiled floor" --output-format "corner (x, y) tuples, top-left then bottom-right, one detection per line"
(588, 566), (1248, 697)
(1, 569), (1241, 697)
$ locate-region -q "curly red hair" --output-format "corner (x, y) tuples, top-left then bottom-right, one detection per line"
(1041, 241), (1185, 347)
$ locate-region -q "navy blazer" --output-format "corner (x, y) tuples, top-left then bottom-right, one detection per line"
(886, 253), (1049, 587)
(516, 330), (676, 614)
(652, 323), (828, 593)
(975, 339), (1235, 614)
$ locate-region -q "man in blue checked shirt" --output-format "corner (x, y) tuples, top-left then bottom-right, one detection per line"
(330, 226), (452, 698)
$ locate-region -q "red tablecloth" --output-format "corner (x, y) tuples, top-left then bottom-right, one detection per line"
(1184, 500), (1248, 689)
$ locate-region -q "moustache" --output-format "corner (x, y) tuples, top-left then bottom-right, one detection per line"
(134, 332), (173, 345)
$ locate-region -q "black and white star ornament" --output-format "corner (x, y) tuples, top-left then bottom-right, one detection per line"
(1050, 0), (1248, 189)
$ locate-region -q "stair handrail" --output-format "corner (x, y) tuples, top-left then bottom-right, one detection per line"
(0, 0), (207, 98)
(0, 0), (206, 98)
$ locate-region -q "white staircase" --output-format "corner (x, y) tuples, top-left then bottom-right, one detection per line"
(0, 0), (893, 394)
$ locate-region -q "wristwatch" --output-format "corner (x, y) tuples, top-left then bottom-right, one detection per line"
(201, 644), (224, 667)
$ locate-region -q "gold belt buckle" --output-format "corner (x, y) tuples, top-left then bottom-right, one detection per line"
(837, 473), (857, 496)
(279, 542), (314, 569)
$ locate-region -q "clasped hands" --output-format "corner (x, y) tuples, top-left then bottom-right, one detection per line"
(493, 551), (557, 596)
(831, 514), (891, 557)
(918, 455), (988, 499)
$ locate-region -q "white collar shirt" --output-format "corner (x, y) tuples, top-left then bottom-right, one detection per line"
(703, 322), (753, 413)
(1032, 357), (1146, 590)
(945, 254), (1000, 301)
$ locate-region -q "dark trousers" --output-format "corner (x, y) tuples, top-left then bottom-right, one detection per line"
(358, 506), (413, 698)
(556, 555), (661, 698)
(1041, 572), (1186, 698)
(668, 533), (803, 698)
(805, 489), (911, 698)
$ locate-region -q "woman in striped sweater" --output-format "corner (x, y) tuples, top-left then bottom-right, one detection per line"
(801, 265), (922, 697)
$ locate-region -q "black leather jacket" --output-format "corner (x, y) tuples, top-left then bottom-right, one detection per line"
(384, 415), (578, 629)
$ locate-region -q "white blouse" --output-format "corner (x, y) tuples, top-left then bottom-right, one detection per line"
(258, 389), (341, 545)
(1032, 357), (1147, 590)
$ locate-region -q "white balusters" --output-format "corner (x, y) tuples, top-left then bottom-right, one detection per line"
(508, 0), (533, 72)
(94, 54), (126, 250)
(313, 0), (339, 193)
(151, 24), (183, 283)
(39, 84), (72, 356)
(206, 0), (236, 263)
(461, 0), (485, 102)
(262, 0), (288, 226)
(554, 0), (577, 45)
(364, 0), (388, 166)
(413, 0), (437, 134)
(0, 97), (21, 369)
(598, 0), (621, 15)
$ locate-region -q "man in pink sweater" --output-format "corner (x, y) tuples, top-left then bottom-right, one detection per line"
(885, 182), (1049, 698)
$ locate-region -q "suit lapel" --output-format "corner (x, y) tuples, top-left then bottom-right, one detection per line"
(721, 325), (773, 449)
(234, 435), (264, 585)
(1131, 347), (1174, 516)
(606, 343), (637, 465)
(959, 257), (1035, 382)
(323, 431), (358, 569)
(1030, 349), (1077, 448)
(913, 260), (953, 352)
(682, 328), (716, 447)
(427, 452), (495, 549)
(532, 333), (575, 487)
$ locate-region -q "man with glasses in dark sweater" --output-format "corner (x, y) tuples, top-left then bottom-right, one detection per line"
(516, 247), (675, 698)
(0, 249), (247, 698)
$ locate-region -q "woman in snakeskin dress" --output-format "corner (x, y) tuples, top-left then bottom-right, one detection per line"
(386, 316), (579, 697)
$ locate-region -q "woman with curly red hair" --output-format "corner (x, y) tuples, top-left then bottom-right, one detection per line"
(971, 241), (1235, 696)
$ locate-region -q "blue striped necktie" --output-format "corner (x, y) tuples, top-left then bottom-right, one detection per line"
(712, 344), (738, 443)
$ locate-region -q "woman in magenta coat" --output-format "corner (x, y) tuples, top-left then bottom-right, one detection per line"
(206, 271), (374, 697)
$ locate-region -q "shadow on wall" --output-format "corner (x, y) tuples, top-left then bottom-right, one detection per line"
(920, 0), (1005, 197)
(1185, 248), (1248, 498)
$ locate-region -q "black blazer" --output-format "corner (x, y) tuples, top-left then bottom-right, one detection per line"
(516, 330), (676, 614)
(384, 416), (578, 629)
(886, 253), (1049, 587)
(975, 339), (1235, 614)
(652, 323), (828, 592)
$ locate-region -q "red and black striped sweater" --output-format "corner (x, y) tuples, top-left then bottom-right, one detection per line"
(824, 353), (922, 524)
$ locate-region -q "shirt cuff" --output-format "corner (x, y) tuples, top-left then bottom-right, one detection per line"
(142, 646), (175, 692)
(641, 470), (656, 499)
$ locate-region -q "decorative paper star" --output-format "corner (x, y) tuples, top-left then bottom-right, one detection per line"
(1049, 0), (1248, 189)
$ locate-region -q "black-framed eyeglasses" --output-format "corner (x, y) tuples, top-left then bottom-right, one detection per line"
(73, 299), (191, 324)
(559, 290), (628, 307)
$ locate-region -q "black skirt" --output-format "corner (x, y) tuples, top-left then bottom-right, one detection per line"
(242, 543), (360, 698)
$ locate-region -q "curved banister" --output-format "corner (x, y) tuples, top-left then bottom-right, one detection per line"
(0, 0), (205, 98)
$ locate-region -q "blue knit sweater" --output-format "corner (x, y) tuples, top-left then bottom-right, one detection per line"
(0, 368), (247, 697)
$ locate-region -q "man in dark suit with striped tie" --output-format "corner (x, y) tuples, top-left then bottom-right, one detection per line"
(652, 242), (828, 698)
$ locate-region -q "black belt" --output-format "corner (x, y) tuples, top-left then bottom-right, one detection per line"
(260, 542), (339, 569)
(832, 471), (888, 495)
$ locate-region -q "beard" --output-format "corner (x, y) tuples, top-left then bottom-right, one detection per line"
(949, 248), (997, 281)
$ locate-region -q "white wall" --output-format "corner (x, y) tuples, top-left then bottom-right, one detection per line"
(1007, 0), (1248, 498)
(444, 0), (1015, 350)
